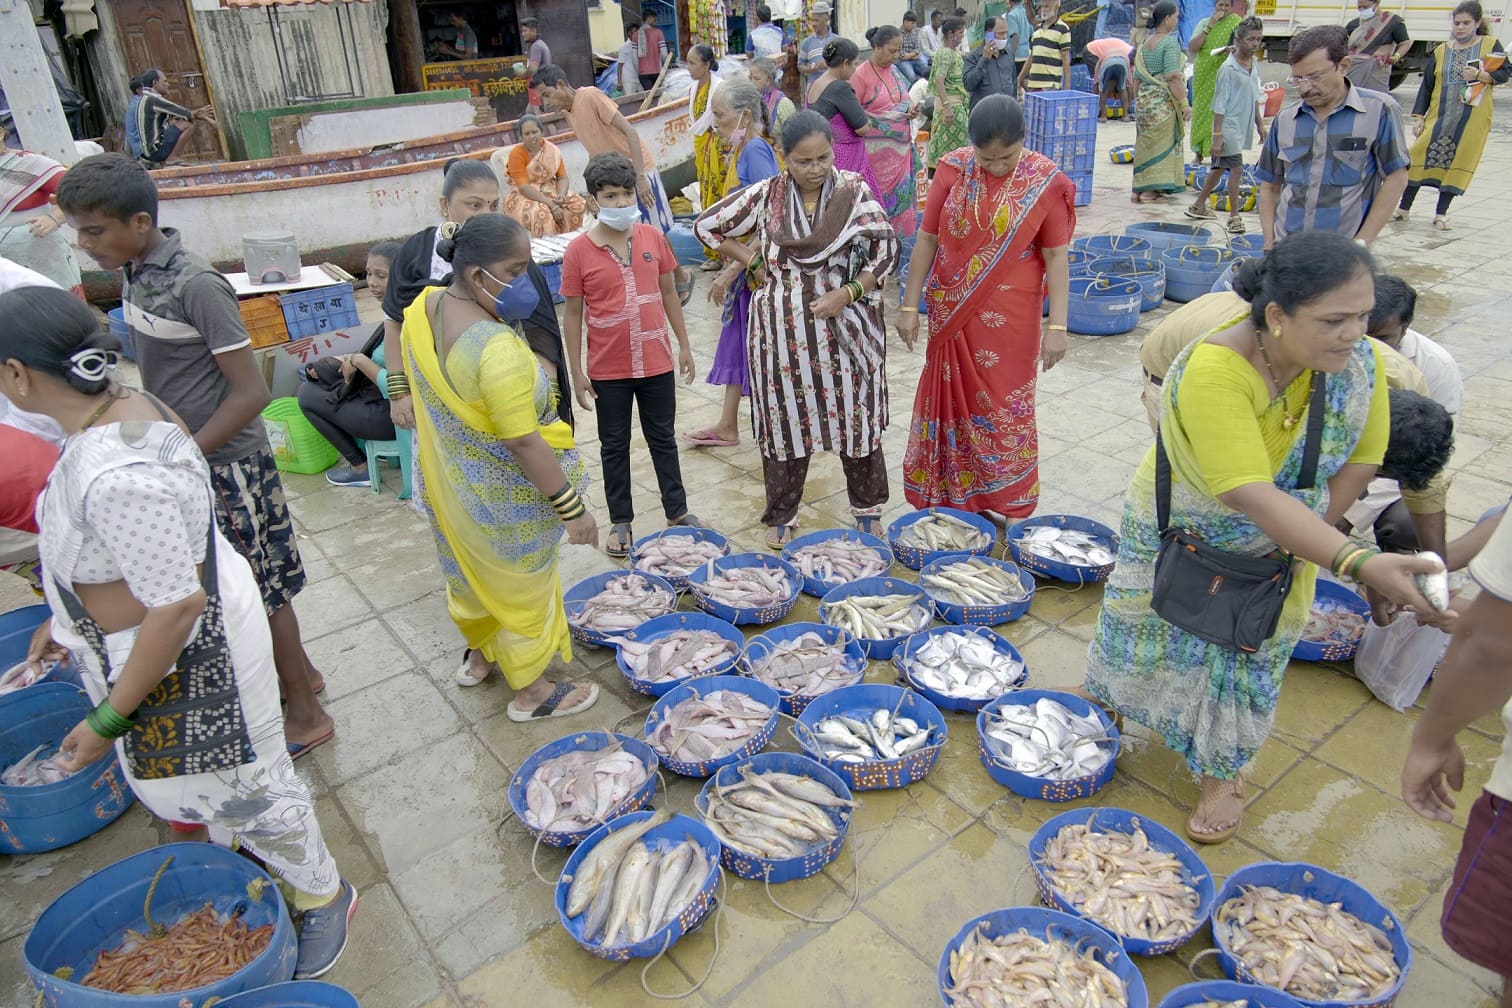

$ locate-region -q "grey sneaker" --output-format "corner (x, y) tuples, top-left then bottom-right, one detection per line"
(294, 880), (358, 979)
(325, 465), (371, 487)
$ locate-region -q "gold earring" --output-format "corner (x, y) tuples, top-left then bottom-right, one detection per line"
(1271, 326), (1282, 341)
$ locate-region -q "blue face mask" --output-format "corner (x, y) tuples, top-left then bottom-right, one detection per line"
(483, 268), (540, 321)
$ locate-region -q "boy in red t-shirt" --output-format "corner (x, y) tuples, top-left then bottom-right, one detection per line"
(561, 153), (702, 557)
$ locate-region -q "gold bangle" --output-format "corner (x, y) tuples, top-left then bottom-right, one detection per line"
(899, 306), (920, 313)
(1047, 324), (1068, 332)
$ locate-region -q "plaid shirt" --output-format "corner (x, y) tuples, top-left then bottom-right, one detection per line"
(1255, 81), (1409, 242)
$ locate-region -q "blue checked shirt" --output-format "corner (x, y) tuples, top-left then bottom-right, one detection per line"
(1255, 81), (1409, 243)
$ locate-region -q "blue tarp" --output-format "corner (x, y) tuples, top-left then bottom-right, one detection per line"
(1178, 0), (1216, 49)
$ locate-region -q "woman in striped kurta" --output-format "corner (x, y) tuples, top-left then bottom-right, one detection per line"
(696, 111), (900, 548)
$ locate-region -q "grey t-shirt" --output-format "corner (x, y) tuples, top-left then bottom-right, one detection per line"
(123, 230), (269, 467)
(799, 31), (840, 87)
(529, 37), (551, 66)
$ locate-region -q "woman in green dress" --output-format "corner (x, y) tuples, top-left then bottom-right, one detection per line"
(1187, 0), (1241, 160)
(928, 16), (970, 171)
(1133, 2), (1189, 202)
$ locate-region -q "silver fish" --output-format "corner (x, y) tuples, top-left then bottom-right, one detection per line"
(633, 537), (728, 579)
(1015, 526), (1117, 568)
(1414, 551), (1451, 611)
(564, 809), (671, 917)
(813, 709), (933, 763)
(619, 631), (737, 683)
(748, 631), (863, 699)
(982, 698), (1112, 780)
(823, 594), (932, 640)
(648, 689), (774, 764)
(901, 630), (1025, 701)
(922, 558), (1030, 606)
(1, 745), (72, 787)
(896, 513), (992, 553)
(522, 744), (650, 833)
(693, 562), (794, 608)
(700, 768), (848, 860)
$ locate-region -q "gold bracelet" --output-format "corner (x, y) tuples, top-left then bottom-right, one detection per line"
(1047, 324), (1068, 332)
(899, 306), (919, 313)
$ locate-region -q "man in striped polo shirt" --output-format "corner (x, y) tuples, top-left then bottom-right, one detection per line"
(1255, 25), (1409, 250)
(1018, 0), (1072, 93)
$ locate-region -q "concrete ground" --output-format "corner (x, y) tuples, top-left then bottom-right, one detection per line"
(4, 76), (1512, 1008)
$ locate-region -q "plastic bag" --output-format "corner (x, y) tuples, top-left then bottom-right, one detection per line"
(1354, 611), (1450, 712)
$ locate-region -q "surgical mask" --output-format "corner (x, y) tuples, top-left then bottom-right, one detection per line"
(483, 268), (540, 321)
(729, 113), (750, 148)
(1359, 7), (1377, 18)
(596, 204), (642, 231)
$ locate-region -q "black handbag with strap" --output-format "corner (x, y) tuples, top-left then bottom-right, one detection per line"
(1150, 373), (1326, 654)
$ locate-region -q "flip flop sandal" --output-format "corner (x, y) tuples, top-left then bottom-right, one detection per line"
(507, 681), (600, 722)
(765, 523), (798, 550)
(855, 515), (884, 537)
(1184, 205), (1217, 220)
(671, 513), (706, 528)
(698, 259), (724, 271)
(606, 522), (633, 558)
(455, 647), (493, 687)
(681, 429), (739, 448)
(1433, 215), (1453, 231)
(1186, 778), (1246, 845)
(287, 728), (334, 760)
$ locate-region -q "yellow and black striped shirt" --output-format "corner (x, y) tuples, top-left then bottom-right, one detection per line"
(1025, 19), (1071, 90)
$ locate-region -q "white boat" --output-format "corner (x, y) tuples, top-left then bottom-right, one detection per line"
(125, 95), (694, 276)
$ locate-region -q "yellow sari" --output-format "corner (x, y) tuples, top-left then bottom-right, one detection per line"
(402, 288), (586, 687)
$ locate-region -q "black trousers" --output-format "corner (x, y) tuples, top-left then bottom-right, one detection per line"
(1399, 182), (1455, 215)
(297, 383), (396, 466)
(592, 371), (687, 524)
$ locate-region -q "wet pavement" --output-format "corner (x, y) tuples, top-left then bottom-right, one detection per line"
(4, 80), (1512, 1008)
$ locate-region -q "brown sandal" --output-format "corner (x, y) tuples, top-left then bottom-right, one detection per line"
(1186, 775), (1246, 845)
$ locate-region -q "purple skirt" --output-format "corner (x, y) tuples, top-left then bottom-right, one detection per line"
(707, 285), (751, 393)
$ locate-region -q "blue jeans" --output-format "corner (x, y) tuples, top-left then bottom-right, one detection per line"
(897, 57), (929, 85)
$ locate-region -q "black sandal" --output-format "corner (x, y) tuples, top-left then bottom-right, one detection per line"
(606, 522), (633, 558)
(507, 681), (600, 722)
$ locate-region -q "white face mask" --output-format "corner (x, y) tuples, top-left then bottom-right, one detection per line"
(1359, 7), (1378, 18)
(596, 204), (642, 231)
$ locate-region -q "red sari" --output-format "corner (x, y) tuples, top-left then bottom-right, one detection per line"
(902, 148), (1075, 517)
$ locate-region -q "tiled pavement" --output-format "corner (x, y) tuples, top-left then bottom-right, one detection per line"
(3, 78), (1512, 1007)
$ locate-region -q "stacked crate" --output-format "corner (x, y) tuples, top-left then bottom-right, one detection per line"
(1025, 90), (1100, 207)
(1069, 63), (1095, 93)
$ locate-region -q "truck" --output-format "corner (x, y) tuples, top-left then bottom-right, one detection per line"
(1254, 0), (1512, 88)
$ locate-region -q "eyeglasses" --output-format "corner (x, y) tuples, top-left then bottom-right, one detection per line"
(1287, 65), (1339, 86)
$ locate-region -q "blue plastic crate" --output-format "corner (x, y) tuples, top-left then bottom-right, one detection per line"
(1066, 170), (1093, 207)
(1025, 90), (1101, 137)
(1032, 134), (1096, 172)
(1070, 63), (1094, 93)
(278, 282), (361, 339)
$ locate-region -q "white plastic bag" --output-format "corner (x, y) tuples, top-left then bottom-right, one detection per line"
(1354, 611), (1450, 712)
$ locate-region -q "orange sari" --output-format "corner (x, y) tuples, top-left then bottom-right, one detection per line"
(495, 141), (586, 238)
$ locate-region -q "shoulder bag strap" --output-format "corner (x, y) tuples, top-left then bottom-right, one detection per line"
(1155, 428), (1173, 533)
(1296, 372), (1326, 491)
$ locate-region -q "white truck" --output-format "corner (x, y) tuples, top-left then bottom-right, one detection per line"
(1255, 0), (1512, 87)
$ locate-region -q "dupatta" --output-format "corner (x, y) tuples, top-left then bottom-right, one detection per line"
(0, 150), (64, 218)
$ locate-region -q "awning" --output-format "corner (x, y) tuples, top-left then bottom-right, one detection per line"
(220, 0), (369, 8)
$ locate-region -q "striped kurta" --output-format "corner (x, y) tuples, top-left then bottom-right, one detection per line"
(695, 169), (900, 462)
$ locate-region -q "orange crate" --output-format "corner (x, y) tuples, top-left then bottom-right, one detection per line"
(239, 294), (289, 349)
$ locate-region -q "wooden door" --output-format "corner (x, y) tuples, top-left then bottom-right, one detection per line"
(112, 0), (223, 161)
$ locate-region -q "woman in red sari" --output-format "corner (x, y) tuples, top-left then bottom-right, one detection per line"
(898, 95), (1074, 521)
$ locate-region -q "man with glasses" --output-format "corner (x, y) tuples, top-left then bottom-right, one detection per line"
(1255, 25), (1409, 250)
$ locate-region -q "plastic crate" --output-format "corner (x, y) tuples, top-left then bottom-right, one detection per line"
(278, 282), (361, 339)
(538, 260), (564, 304)
(239, 294), (290, 349)
(1025, 90), (1101, 137)
(1070, 63), (1094, 93)
(1031, 134), (1096, 172)
(1066, 170), (1093, 207)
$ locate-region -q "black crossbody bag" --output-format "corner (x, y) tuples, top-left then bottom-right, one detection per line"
(1150, 375), (1324, 654)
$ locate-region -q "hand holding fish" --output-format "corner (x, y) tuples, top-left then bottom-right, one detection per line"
(1357, 552), (1458, 631)
(1401, 727), (1463, 822)
(25, 618), (67, 678)
(55, 718), (115, 774)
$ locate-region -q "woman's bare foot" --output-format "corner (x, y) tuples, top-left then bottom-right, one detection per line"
(1187, 775), (1246, 844)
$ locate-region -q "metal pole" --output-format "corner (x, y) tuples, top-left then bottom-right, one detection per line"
(0, 0), (77, 162)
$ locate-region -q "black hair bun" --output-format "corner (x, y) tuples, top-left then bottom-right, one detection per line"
(436, 237), (459, 263)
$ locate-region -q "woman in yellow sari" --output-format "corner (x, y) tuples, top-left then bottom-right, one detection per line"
(493, 115), (586, 238)
(689, 45), (728, 269)
(401, 213), (601, 719)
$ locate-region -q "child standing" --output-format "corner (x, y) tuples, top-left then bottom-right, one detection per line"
(1185, 16), (1267, 235)
(57, 155), (334, 760)
(561, 153), (703, 558)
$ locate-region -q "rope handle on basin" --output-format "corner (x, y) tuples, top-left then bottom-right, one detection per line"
(640, 868), (726, 1000)
(762, 835), (861, 924)
(1187, 946), (1226, 981)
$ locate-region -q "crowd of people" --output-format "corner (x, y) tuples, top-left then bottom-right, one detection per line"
(1, 1), (1510, 996)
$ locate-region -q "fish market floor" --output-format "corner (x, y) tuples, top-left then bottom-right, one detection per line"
(6, 90), (1512, 1008)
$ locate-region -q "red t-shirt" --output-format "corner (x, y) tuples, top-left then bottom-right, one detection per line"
(559, 223), (677, 381)
(0, 425), (59, 533)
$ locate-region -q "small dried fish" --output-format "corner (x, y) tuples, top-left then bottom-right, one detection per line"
(1015, 526), (1117, 568)
(619, 630), (737, 684)
(787, 536), (890, 589)
(648, 689), (774, 765)
(1, 745), (72, 787)
(747, 631), (862, 699)
(982, 698), (1113, 780)
(923, 557), (1030, 606)
(700, 764), (853, 860)
(810, 708), (935, 763)
(899, 630), (1025, 701)
(1414, 551), (1450, 611)
(1216, 885), (1401, 1002)
(896, 513), (992, 553)
(823, 593), (932, 640)
(568, 575), (677, 637)
(567, 831), (713, 947)
(522, 743), (651, 833)
(944, 924), (1127, 1008)
(82, 904), (273, 994)
(1303, 602), (1366, 645)
(692, 562), (794, 609)
(1040, 819), (1203, 943)
(633, 536), (727, 579)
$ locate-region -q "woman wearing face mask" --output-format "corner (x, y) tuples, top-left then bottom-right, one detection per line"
(402, 213), (601, 711)
(1396, 0), (1507, 231)
(852, 25), (921, 239)
(898, 95), (1073, 523)
(683, 79), (781, 450)
(695, 112), (899, 547)
(1343, 0), (1411, 95)
(688, 45), (728, 271)
(492, 114), (586, 238)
